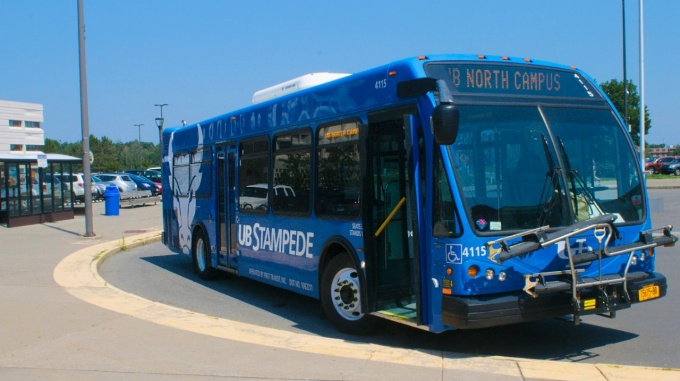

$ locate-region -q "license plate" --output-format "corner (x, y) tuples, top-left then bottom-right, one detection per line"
(638, 285), (660, 301)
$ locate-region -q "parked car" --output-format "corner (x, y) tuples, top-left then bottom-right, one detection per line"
(34, 174), (62, 197)
(126, 170), (162, 194)
(59, 173), (97, 203)
(125, 169), (161, 183)
(96, 173), (137, 192)
(645, 156), (678, 174)
(659, 159), (680, 176)
(239, 184), (296, 211)
(127, 173), (161, 196)
(91, 175), (117, 200)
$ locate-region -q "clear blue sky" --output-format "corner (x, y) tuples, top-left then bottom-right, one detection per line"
(1, 1), (678, 145)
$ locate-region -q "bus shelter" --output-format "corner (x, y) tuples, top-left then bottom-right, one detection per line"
(0, 153), (81, 228)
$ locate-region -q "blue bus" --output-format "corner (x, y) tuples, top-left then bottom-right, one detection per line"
(161, 54), (676, 334)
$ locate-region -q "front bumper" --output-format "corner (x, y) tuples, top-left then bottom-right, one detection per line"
(442, 272), (667, 329)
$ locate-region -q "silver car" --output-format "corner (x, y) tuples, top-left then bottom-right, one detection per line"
(97, 173), (137, 192)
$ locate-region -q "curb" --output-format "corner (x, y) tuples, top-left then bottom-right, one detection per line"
(53, 231), (680, 381)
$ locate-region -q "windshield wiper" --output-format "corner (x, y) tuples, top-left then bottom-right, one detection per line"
(536, 134), (563, 226)
(556, 137), (605, 221)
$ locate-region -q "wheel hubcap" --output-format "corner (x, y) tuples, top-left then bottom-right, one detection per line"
(196, 238), (207, 271)
(331, 267), (363, 321)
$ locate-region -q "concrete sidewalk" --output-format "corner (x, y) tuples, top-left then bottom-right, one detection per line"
(0, 201), (679, 380)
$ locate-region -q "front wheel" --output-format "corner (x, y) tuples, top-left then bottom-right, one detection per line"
(321, 254), (374, 334)
(192, 229), (218, 280)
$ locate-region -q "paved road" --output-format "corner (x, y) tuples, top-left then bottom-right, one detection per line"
(101, 239), (680, 368)
(1, 185), (679, 380)
(99, 187), (680, 369)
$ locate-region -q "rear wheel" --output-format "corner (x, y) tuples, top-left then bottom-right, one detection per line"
(321, 254), (374, 334)
(192, 229), (218, 280)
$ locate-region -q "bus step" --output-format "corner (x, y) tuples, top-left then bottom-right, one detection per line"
(372, 306), (421, 329)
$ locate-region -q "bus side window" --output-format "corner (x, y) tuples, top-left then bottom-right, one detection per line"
(433, 150), (461, 237)
(273, 128), (312, 215)
(174, 153), (190, 197)
(239, 137), (270, 213)
(316, 121), (361, 219)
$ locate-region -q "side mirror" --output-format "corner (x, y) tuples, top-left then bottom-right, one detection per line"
(432, 104), (459, 145)
(398, 77), (459, 144)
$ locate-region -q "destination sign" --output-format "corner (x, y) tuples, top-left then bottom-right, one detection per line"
(424, 62), (600, 99)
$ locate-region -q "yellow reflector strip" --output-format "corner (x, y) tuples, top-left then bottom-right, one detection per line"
(584, 299), (596, 310)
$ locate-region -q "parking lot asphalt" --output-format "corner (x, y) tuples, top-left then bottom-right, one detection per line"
(1, 182), (680, 380)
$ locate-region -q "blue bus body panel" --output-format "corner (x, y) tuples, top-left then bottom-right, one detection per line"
(236, 215), (363, 298)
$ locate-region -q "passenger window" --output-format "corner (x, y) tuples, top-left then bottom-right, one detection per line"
(316, 121), (361, 219)
(273, 128), (311, 215)
(239, 137), (270, 213)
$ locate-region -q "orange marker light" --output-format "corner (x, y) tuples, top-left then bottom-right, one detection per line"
(467, 265), (479, 278)
(388, 71), (397, 76)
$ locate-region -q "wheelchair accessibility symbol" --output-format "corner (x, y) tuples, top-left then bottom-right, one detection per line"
(446, 244), (462, 264)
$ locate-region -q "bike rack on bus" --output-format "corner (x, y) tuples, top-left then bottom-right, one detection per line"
(486, 214), (677, 318)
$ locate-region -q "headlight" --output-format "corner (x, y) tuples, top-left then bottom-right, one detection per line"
(498, 271), (507, 282)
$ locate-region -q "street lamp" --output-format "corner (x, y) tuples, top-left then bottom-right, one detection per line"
(154, 103), (167, 168)
(154, 103), (168, 140)
(155, 117), (164, 135)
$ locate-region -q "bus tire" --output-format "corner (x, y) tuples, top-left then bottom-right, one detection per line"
(192, 229), (218, 280)
(321, 254), (374, 334)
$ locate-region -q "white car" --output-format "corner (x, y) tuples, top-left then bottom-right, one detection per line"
(239, 184), (295, 211)
(61, 173), (97, 202)
(97, 173), (138, 192)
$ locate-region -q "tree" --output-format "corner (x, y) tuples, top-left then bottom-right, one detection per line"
(599, 79), (652, 147)
(91, 136), (121, 172)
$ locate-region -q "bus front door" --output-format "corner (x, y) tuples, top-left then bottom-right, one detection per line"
(365, 110), (421, 325)
(217, 144), (237, 271)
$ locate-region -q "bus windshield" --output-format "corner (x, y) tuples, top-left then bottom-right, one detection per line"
(448, 105), (643, 232)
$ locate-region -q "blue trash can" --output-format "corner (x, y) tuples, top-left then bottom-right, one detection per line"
(104, 185), (120, 216)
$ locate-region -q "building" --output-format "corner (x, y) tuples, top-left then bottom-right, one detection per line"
(648, 145), (676, 158)
(0, 100), (45, 153)
(1, 100), (80, 227)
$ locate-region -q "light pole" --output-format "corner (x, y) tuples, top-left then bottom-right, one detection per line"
(154, 103), (168, 168)
(78, 0), (94, 237)
(134, 123), (144, 142)
(134, 123), (144, 167)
